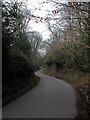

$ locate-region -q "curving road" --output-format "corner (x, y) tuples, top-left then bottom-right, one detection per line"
(2, 71), (77, 118)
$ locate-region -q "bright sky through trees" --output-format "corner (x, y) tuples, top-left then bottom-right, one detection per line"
(26, 0), (53, 40)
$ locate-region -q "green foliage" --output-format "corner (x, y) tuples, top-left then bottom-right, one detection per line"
(10, 53), (34, 80)
(2, 0), (36, 98)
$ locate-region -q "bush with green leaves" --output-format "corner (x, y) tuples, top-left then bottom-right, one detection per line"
(2, 0), (37, 98)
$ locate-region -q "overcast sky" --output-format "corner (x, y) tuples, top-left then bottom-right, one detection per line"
(26, 0), (68, 40)
(26, 0), (54, 40)
(5, 0), (89, 40)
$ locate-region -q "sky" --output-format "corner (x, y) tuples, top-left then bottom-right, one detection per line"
(27, 0), (90, 40)
(26, 0), (54, 40)
(28, 21), (50, 41)
(25, 0), (70, 40)
(5, 0), (89, 40)
(4, 0), (52, 40)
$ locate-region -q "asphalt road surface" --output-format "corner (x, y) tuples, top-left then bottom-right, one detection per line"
(2, 71), (77, 118)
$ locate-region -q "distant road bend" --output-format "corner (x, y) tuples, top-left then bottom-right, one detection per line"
(3, 71), (77, 118)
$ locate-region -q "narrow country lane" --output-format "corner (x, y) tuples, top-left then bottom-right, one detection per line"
(2, 71), (77, 118)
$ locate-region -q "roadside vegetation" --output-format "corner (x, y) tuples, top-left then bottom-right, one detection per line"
(2, 0), (42, 105)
